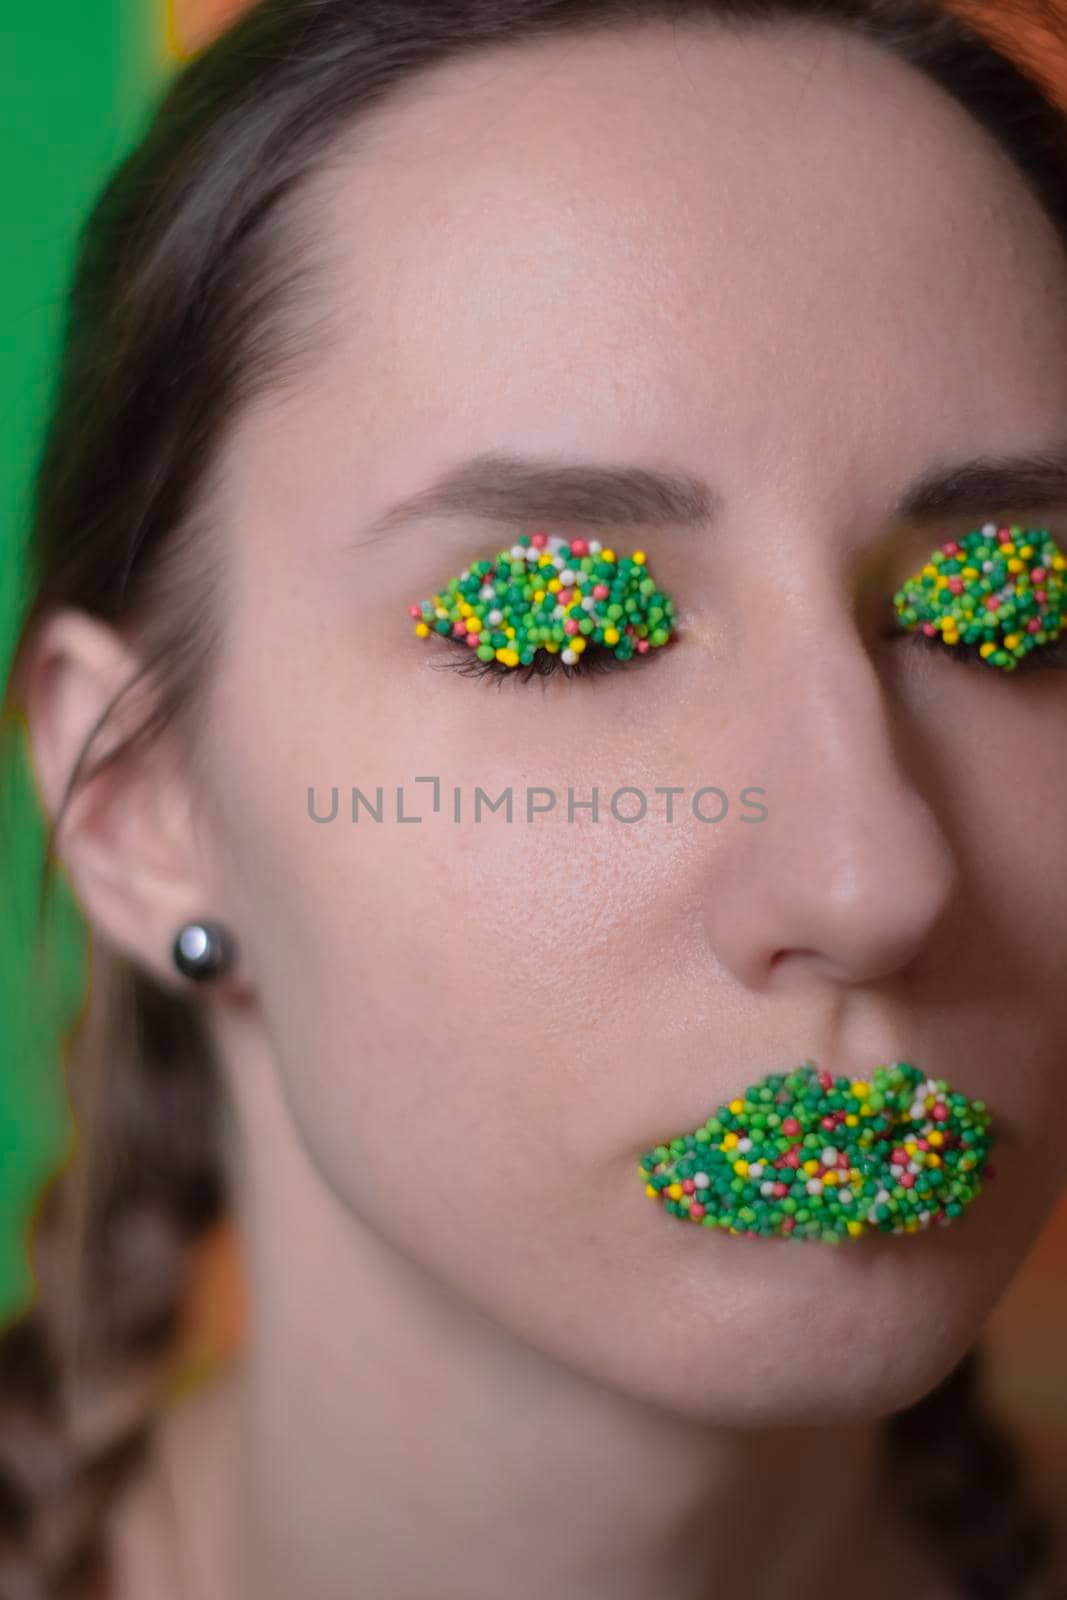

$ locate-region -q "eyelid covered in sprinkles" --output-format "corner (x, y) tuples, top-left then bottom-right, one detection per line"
(407, 531), (676, 669)
(893, 522), (1067, 669)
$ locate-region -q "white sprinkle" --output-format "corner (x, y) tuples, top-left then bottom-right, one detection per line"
(981, 522), (997, 536)
(582, 596), (597, 611)
(982, 560), (994, 572)
(510, 544), (526, 560)
(694, 1172), (709, 1188)
(561, 648), (578, 665)
(876, 1188), (891, 1204)
(806, 1179), (823, 1196)
(736, 1138), (752, 1153)
(460, 569), (470, 581)
(487, 609), (503, 626)
(553, 605), (565, 620)
(748, 1163), (765, 1181)
(559, 569), (576, 585)
(480, 585), (495, 601)
(760, 1182), (777, 1197)
(839, 1189), (854, 1204)
(820, 1147), (839, 1167)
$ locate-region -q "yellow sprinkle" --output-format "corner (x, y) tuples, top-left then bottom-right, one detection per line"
(632, 550), (646, 565)
(414, 622), (430, 638)
(844, 1114), (859, 1127)
(847, 1221), (866, 1237)
(802, 1159), (821, 1177)
(1004, 632), (1022, 650)
(544, 641), (560, 653)
(822, 1170), (840, 1187)
(860, 1103), (874, 1116)
(729, 1098), (746, 1115)
(570, 636), (586, 653)
(927, 1131), (944, 1147)
(721, 1132), (739, 1150)
(1007, 558), (1024, 574)
(1001, 542), (1016, 555)
(922, 563), (938, 579)
(534, 589), (546, 602)
(538, 554), (555, 567)
(667, 1183), (683, 1201)
(849, 1168), (861, 1184)
(925, 1153), (942, 1168)
(1053, 555), (1067, 571)
(733, 1160), (749, 1178)
(962, 566), (979, 579)
(603, 627), (620, 645)
(850, 1081), (870, 1098)
(601, 548), (617, 563)
(1020, 545), (1034, 558)
(465, 615), (482, 633)
(495, 648), (519, 667)
(547, 578), (562, 593)
(458, 600), (472, 617)
(645, 1184), (658, 1198)
(979, 642), (996, 658)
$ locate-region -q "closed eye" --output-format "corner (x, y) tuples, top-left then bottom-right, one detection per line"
(886, 625), (1067, 674)
(430, 639), (658, 686)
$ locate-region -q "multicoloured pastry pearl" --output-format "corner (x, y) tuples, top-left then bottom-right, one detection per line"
(408, 531), (676, 667)
(893, 523), (1067, 669)
(637, 1062), (997, 1245)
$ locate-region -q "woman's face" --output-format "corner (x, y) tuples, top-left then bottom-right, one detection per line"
(197, 19), (1067, 1424)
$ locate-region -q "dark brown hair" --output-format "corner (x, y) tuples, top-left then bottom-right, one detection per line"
(2, 1), (1067, 1595)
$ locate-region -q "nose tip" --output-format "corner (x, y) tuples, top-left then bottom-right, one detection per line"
(764, 803), (959, 988)
(699, 651), (961, 996)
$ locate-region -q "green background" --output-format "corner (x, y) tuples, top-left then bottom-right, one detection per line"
(0, 3), (171, 1323)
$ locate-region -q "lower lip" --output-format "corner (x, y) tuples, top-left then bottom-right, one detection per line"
(636, 1060), (997, 1246)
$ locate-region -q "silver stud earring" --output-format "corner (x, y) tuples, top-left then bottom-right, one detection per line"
(172, 920), (237, 982)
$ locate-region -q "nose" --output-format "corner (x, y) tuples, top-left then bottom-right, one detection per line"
(700, 622), (961, 995)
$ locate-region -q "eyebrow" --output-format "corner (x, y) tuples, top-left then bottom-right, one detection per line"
(353, 444), (1067, 544)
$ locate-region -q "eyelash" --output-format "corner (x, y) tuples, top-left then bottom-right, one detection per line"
(434, 622), (1067, 684)
(431, 642), (640, 686)
(889, 625), (1067, 674)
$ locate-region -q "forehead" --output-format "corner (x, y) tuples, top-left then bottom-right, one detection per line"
(250, 19), (1067, 516)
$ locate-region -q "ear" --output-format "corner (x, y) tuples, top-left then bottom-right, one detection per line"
(19, 607), (251, 1000)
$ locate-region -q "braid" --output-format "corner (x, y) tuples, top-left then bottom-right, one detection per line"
(881, 1341), (1067, 1599)
(0, 931), (230, 1600)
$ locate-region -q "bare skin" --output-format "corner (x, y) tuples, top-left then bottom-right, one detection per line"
(26, 16), (1067, 1600)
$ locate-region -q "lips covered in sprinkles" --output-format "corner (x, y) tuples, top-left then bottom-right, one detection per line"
(637, 1062), (997, 1245)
